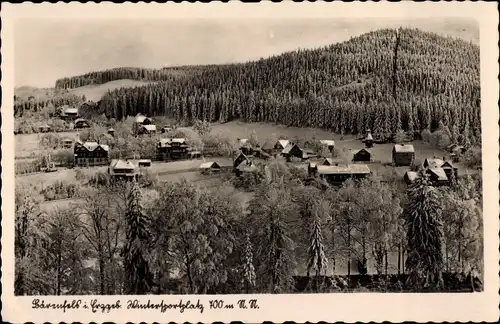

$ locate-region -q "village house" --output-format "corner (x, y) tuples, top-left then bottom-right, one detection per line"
(134, 113), (155, 134)
(392, 144), (415, 166)
(137, 124), (157, 135)
(233, 152), (250, 169)
(161, 126), (173, 134)
(189, 151), (202, 159)
(108, 159), (139, 181)
(238, 138), (253, 156)
(423, 157), (458, 181)
(353, 148), (372, 162)
(308, 163), (371, 185)
(59, 105), (79, 120)
(74, 118), (90, 129)
(404, 168), (451, 186)
(157, 138), (190, 161)
(74, 141), (109, 167)
(234, 160), (257, 177)
(107, 128), (115, 136)
(281, 143), (307, 161)
(319, 140), (335, 152)
(199, 161), (221, 174)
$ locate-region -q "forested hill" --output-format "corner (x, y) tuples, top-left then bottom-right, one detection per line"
(93, 28), (480, 143)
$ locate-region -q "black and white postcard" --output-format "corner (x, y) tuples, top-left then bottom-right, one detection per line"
(1, 1), (499, 323)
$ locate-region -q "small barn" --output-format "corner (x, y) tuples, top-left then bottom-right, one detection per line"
(403, 171), (419, 185)
(319, 140), (335, 152)
(108, 159), (138, 181)
(353, 148), (371, 162)
(135, 113), (153, 125)
(107, 128), (115, 136)
(138, 124), (157, 135)
(161, 126), (173, 134)
(199, 161), (221, 174)
(233, 152), (250, 169)
(281, 143), (304, 161)
(392, 144), (415, 166)
(138, 159), (152, 167)
(39, 124), (52, 133)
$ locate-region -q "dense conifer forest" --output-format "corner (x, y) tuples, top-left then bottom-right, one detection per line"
(51, 28), (480, 144)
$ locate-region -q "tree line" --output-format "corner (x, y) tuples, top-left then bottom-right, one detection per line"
(15, 159), (483, 295)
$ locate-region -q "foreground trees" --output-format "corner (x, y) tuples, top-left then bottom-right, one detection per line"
(15, 161), (483, 294)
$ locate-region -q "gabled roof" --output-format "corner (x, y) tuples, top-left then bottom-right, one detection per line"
(110, 159), (136, 170)
(354, 148), (371, 155)
(405, 171), (419, 182)
(424, 158), (445, 169)
(282, 143), (301, 154)
(135, 114), (149, 124)
(428, 168), (449, 181)
(62, 106), (79, 114)
(441, 161), (455, 168)
(80, 141), (109, 152)
(200, 162), (220, 169)
(239, 138), (249, 146)
(323, 158), (335, 165)
(319, 140), (335, 146)
(74, 118), (87, 124)
(365, 132), (374, 141)
(393, 144), (415, 153)
(316, 164), (371, 175)
(159, 137), (187, 147)
(236, 160), (256, 172)
(141, 124), (157, 132)
(278, 139), (290, 149)
(62, 138), (73, 143)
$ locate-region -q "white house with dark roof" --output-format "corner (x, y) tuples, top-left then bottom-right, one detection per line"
(74, 141), (110, 167)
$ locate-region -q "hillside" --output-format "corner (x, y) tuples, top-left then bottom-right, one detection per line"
(14, 79), (158, 116)
(88, 28), (479, 143)
(53, 66), (214, 89)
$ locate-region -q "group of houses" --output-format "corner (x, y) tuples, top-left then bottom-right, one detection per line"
(404, 157), (458, 187)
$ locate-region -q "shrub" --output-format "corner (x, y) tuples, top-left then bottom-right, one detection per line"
(463, 146), (482, 169)
(421, 129), (432, 143)
(52, 149), (74, 167)
(40, 180), (80, 201)
(231, 170), (265, 191)
(202, 134), (237, 157)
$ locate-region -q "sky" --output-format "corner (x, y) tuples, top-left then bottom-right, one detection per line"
(14, 18), (478, 88)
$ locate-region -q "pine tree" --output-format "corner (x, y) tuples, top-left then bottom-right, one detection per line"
(307, 200), (329, 277)
(123, 182), (153, 294)
(241, 232), (256, 293)
(405, 170), (444, 289)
